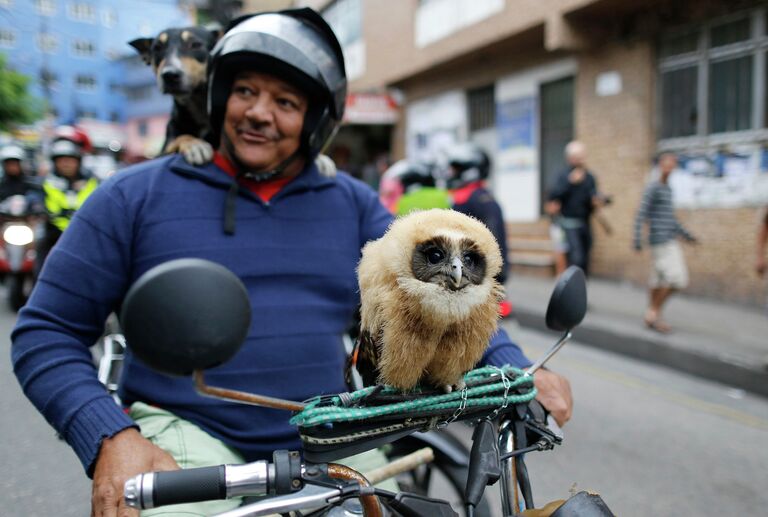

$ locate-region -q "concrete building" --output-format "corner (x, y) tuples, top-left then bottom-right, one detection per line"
(0, 0), (190, 125)
(295, 0), (768, 306)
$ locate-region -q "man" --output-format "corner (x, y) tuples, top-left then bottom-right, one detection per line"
(757, 207), (768, 277)
(546, 141), (605, 276)
(37, 139), (99, 276)
(633, 152), (697, 333)
(0, 144), (43, 205)
(447, 143), (512, 316)
(12, 9), (571, 516)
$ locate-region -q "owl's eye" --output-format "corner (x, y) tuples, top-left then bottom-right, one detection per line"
(426, 248), (444, 264)
(463, 252), (479, 267)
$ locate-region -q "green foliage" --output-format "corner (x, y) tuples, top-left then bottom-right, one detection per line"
(0, 53), (43, 131)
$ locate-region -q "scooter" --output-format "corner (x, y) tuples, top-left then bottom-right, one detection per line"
(119, 259), (613, 516)
(0, 194), (39, 311)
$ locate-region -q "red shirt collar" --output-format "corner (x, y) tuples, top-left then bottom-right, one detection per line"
(450, 181), (485, 205)
(213, 151), (293, 202)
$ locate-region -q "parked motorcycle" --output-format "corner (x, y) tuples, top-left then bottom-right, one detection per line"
(119, 259), (613, 516)
(0, 194), (40, 311)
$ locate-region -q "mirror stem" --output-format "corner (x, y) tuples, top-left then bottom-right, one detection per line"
(524, 331), (572, 377)
(193, 370), (307, 411)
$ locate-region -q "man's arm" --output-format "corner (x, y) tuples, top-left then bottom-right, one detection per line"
(633, 185), (653, 250)
(480, 328), (573, 426)
(757, 208), (768, 277)
(12, 181), (137, 473)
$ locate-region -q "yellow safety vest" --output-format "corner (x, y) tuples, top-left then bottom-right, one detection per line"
(43, 177), (99, 232)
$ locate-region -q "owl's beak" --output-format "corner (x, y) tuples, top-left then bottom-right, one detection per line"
(450, 256), (463, 288)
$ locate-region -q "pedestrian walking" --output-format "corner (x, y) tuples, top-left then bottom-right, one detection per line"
(756, 206), (768, 278)
(633, 152), (697, 333)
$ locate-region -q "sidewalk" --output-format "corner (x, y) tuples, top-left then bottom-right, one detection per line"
(505, 274), (768, 398)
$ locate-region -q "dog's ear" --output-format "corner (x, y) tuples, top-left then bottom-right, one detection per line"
(202, 22), (223, 49)
(129, 37), (154, 65)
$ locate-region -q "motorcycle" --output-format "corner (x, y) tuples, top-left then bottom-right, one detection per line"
(0, 194), (40, 311)
(119, 259), (614, 516)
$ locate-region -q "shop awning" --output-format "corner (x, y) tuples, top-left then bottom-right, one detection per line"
(343, 93), (400, 125)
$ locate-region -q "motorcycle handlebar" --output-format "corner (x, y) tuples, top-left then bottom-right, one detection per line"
(124, 462), (270, 509)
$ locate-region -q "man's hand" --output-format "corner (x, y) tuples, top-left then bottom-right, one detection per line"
(533, 369), (573, 427)
(568, 167), (586, 184)
(91, 428), (179, 517)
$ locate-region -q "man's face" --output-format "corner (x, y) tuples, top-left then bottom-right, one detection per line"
(3, 159), (21, 176)
(220, 71), (308, 174)
(54, 156), (80, 178)
(659, 155), (677, 177)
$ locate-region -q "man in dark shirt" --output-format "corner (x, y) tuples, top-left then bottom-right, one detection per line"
(546, 141), (604, 275)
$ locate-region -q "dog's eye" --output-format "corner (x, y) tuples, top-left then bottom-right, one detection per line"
(189, 40), (204, 50)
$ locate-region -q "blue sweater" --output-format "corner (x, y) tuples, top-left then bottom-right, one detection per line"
(11, 155), (530, 474)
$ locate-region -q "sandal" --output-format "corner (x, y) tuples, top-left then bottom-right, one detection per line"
(644, 318), (672, 334)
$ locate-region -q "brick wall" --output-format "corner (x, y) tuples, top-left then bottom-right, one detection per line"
(575, 40), (768, 306)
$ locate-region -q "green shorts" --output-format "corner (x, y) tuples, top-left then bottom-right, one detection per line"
(129, 402), (398, 516)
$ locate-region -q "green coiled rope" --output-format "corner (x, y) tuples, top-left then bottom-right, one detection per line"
(291, 365), (537, 428)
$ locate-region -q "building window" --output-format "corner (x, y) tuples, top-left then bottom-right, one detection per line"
(72, 39), (96, 57)
(76, 108), (97, 119)
(322, 0), (365, 80)
(75, 74), (97, 91)
(0, 29), (16, 49)
(467, 85), (496, 132)
(137, 119), (148, 137)
(102, 8), (117, 28)
(125, 85), (153, 100)
(36, 32), (58, 53)
(40, 68), (59, 91)
(658, 9), (767, 139)
(34, 0), (56, 16)
(68, 2), (96, 22)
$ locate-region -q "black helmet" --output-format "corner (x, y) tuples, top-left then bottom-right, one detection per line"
(208, 8), (347, 159)
(447, 143), (490, 188)
(384, 160), (436, 192)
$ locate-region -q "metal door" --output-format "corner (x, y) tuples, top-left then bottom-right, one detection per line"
(539, 76), (574, 212)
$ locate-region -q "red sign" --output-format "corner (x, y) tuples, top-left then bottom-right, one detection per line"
(343, 93), (400, 125)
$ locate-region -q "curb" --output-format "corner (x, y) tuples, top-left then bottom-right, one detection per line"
(513, 308), (768, 399)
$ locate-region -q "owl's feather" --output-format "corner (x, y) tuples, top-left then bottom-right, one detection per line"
(356, 209), (504, 391)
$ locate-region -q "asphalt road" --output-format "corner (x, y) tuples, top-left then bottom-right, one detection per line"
(1, 305), (767, 516)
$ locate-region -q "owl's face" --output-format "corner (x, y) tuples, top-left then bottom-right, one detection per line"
(411, 233), (487, 291)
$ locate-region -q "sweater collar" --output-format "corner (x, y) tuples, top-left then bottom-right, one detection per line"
(168, 153), (336, 196)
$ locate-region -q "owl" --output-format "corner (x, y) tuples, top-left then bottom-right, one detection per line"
(353, 209), (504, 391)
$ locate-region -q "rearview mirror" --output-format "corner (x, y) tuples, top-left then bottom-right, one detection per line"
(120, 258), (251, 376)
(545, 265), (587, 332)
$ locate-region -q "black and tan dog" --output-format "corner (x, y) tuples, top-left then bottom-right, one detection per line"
(129, 27), (220, 164)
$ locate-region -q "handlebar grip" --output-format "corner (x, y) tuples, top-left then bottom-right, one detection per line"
(125, 466), (226, 509)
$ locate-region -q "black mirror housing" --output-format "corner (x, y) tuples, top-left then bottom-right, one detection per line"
(545, 266), (587, 332)
(120, 258), (251, 376)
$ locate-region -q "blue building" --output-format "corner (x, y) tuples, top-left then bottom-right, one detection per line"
(0, 0), (192, 125)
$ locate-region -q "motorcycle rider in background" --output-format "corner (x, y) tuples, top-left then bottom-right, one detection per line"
(447, 143), (513, 317)
(37, 139), (99, 276)
(0, 145), (44, 206)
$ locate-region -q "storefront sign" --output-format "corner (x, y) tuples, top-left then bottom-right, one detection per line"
(344, 93), (399, 125)
(496, 96), (536, 173)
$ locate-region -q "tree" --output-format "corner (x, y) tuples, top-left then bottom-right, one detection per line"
(0, 53), (42, 131)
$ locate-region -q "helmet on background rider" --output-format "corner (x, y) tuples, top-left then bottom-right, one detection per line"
(446, 143), (491, 189)
(207, 8), (347, 165)
(0, 144), (25, 163)
(50, 139), (82, 161)
(383, 160), (437, 193)
(53, 125), (93, 154)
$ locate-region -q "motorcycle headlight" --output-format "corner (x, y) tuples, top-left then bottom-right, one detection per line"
(4, 224), (34, 246)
